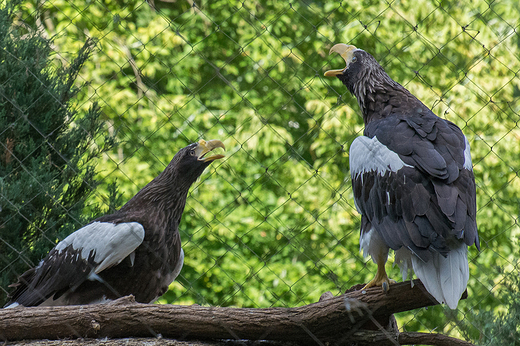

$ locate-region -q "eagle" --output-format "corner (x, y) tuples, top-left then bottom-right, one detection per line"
(324, 43), (479, 309)
(5, 139), (225, 307)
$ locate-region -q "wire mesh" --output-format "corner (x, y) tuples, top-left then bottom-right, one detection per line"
(1, 0), (520, 344)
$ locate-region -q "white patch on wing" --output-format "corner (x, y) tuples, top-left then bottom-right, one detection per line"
(350, 136), (412, 177)
(55, 221), (145, 274)
(463, 136), (473, 171)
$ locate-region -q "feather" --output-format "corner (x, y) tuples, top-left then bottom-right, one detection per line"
(4, 302), (19, 309)
(349, 136), (413, 177)
(410, 242), (469, 309)
(360, 229), (389, 264)
(463, 137), (473, 170)
(394, 247), (412, 282)
(55, 221), (145, 274)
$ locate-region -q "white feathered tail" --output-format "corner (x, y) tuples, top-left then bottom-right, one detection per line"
(396, 243), (469, 309)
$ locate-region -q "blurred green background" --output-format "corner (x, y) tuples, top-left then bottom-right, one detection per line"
(2, 0), (520, 343)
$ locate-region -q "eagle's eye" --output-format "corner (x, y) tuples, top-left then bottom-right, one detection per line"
(351, 56), (357, 62)
(189, 149), (196, 156)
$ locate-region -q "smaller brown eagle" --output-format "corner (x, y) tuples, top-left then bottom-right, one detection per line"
(5, 139), (225, 307)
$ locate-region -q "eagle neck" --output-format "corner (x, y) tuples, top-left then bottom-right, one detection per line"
(121, 169), (191, 231)
(352, 70), (413, 125)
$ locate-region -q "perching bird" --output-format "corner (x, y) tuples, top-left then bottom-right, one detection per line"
(5, 139), (225, 307)
(325, 44), (479, 309)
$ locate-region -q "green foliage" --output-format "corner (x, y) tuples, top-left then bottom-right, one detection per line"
(0, 1), (115, 305)
(6, 0), (520, 342)
(462, 262), (520, 345)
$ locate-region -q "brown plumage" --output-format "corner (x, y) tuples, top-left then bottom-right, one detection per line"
(325, 44), (479, 309)
(5, 139), (225, 307)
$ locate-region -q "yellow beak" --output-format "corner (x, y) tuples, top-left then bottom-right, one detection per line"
(195, 139), (226, 162)
(324, 43), (358, 77)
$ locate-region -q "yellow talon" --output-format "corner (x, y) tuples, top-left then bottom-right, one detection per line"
(362, 261), (396, 293)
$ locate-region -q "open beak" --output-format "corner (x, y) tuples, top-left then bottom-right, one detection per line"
(195, 139), (226, 162)
(324, 43), (358, 77)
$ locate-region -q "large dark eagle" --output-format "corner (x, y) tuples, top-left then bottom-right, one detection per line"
(5, 139), (225, 307)
(325, 44), (479, 309)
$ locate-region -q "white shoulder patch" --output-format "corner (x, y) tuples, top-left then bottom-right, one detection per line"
(55, 221), (145, 274)
(463, 136), (473, 171)
(350, 136), (412, 177)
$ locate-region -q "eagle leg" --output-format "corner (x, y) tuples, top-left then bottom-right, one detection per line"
(362, 260), (396, 293)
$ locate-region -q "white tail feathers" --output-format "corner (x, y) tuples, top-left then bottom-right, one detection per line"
(410, 244), (469, 309)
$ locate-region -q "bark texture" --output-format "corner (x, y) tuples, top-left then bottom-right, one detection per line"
(0, 280), (472, 346)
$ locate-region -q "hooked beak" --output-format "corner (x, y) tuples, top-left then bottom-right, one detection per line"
(194, 139), (226, 162)
(324, 43), (358, 77)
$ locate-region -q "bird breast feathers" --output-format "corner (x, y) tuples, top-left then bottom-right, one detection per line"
(55, 221), (145, 274)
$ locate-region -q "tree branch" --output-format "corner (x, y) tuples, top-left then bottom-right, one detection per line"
(399, 332), (475, 346)
(0, 280), (472, 345)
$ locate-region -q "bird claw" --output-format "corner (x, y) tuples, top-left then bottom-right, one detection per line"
(362, 276), (396, 293)
(381, 279), (396, 293)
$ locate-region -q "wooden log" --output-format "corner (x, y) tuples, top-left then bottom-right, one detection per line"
(0, 280), (470, 345)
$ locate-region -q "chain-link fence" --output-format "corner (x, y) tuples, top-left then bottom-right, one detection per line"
(1, 0), (520, 344)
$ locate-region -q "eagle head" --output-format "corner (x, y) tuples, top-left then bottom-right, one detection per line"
(324, 43), (405, 122)
(169, 139), (226, 185)
(324, 44), (392, 95)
